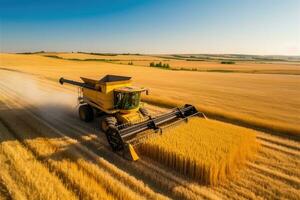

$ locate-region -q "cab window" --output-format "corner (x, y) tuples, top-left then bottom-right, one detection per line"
(114, 92), (140, 110)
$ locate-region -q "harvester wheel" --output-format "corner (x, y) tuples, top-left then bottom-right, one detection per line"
(79, 104), (94, 122)
(100, 116), (117, 132)
(139, 107), (149, 117)
(105, 127), (123, 152)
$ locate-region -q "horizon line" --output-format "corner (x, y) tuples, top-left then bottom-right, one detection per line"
(1, 51), (300, 57)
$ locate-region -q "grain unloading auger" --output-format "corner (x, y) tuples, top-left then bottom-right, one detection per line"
(59, 75), (205, 161)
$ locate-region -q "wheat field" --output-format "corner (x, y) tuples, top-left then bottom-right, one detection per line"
(0, 53), (299, 199)
(139, 118), (258, 185)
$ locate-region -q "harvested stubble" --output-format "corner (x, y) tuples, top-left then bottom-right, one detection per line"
(139, 118), (259, 185)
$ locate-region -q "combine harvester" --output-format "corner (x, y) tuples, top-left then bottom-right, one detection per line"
(59, 75), (205, 160)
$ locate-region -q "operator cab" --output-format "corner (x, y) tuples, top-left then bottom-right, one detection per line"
(114, 87), (148, 110)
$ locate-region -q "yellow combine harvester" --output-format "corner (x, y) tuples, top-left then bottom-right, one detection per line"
(59, 75), (204, 161)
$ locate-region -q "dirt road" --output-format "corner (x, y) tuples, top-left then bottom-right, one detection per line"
(0, 69), (299, 199)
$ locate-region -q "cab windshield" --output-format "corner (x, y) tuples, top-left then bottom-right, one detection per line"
(114, 92), (141, 110)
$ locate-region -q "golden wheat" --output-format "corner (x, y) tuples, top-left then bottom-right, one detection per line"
(139, 118), (258, 185)
(0, 123), (77, 200)
(0, 56), (299, 199)
(1, 53), (299, 136)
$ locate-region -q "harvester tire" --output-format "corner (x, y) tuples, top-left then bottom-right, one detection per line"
(139, 107), (149, 117)
(100, 116), (117, 132)
(79, 104), (94, 122)
(106, 127), (123, 152)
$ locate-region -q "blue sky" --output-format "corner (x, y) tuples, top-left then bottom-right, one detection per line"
(0, 0), (299, 55)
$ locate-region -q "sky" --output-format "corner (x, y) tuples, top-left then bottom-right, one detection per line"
(0, 0), (299, 55)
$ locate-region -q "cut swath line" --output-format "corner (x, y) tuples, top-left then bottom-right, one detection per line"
(247, 162), (300, 188)
(257, 136), (300, 152)
(242, 168), (299, 199)
(259, 141), (300, 158)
